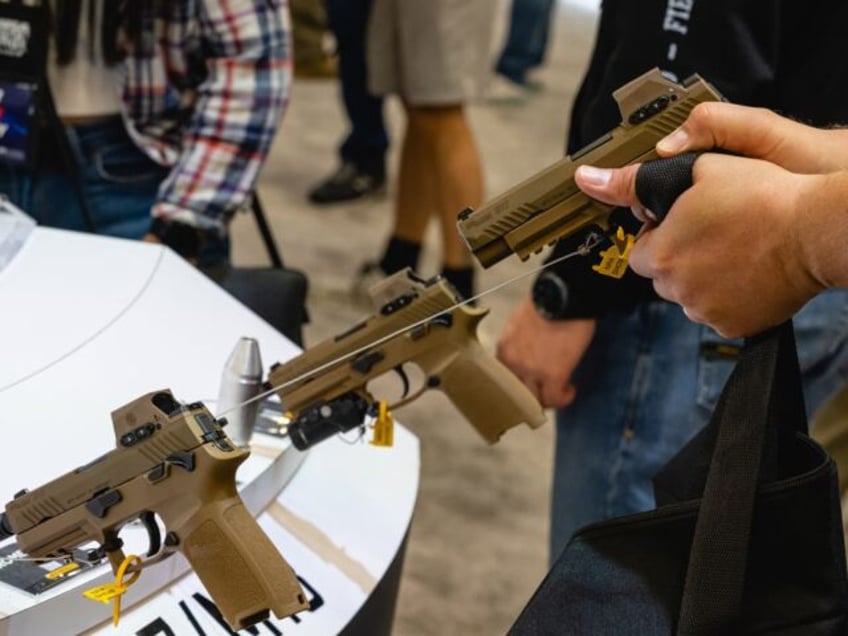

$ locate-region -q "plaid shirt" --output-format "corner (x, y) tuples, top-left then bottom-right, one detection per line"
(122, 0), (291, 233)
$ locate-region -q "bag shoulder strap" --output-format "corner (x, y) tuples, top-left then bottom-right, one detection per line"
(677, 322), (806, 634)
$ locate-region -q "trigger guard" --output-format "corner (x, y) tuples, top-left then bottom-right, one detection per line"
(139, 511), (161, 558)
(393, 365), (411, 398)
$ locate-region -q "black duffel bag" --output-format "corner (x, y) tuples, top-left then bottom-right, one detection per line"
(511, 322), (848, 634)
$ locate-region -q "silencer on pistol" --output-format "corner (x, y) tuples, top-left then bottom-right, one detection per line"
(456, 67), (723, 268)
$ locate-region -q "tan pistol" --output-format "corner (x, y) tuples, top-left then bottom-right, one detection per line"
(0, 390), (308, 631)
(456, 67), (723, 268)
(268, 269), (547, 449)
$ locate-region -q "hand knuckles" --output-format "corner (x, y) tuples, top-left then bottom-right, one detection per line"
(754, 106), (778, 124)
(644, 247), (675, 281)
(689, 102), (716, 131)
(674, 285), (700, 310)
(716, 323), (745, 340)
(628, 242), (648, 273)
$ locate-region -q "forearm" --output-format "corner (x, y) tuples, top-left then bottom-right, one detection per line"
(156, 0), (291, 230)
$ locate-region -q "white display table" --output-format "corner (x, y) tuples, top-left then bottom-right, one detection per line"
(0, 229), (419, 635)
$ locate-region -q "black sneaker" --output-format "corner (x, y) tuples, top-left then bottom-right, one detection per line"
(308, 163), (386, 204)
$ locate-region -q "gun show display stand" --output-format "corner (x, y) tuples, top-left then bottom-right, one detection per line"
(0, 228), (419, 635)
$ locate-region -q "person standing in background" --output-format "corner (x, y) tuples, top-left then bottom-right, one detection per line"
(0, 0), (290, 276)
(488, 0), (557, 102)
(360, 0), (495, 301)
(307, 0), (389, 204)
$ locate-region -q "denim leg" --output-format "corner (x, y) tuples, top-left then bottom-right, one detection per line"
(550, 302), (708, 561)
(327, 0), (388, 175)
(791, 289), (848, 418)
(5, 119), (165, 237)
(494, 0), (557, 84)
(2, 119), (229, 269)
(0, 163), (35, 216)
(65, 119), (168, 239)
(0, 139), (89, 231)
(69, 120), (229, 269)
(549, 291), (848, 564)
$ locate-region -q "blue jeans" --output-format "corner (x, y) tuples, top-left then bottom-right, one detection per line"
(327, 0), (388, 176)
(550, 292), (848, 562)
(0, 117), (229, 269)
(494, 0), (557, 85)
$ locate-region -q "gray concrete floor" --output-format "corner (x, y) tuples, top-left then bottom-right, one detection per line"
(231, 3), (600, 633)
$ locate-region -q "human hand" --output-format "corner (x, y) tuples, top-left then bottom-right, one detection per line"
(496, 298), (595, 408)
(655, 102), (848, 174)
(574, 153), (827, 338)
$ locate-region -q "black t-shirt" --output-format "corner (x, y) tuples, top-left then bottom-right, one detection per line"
(546, 0), (848, 317)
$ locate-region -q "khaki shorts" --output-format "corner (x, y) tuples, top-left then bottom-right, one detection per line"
(367, 0), (495, 105)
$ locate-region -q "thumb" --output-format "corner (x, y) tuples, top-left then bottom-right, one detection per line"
(575, 163), (642, 208)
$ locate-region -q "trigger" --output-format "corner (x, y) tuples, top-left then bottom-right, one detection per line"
(139, 511), (161, 557)
(393, 366), (411, 398)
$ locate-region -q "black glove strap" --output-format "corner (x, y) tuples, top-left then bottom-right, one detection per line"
(635, 151), (700, 222)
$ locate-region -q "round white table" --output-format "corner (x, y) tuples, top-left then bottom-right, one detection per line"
(0, 229), (419, 635)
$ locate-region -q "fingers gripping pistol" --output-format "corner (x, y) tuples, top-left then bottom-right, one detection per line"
(0, 390), (308, 631)
(456, 68), (723, 267)
(268, 269), (547, 450)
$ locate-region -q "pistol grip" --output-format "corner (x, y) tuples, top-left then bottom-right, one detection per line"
(439, 340), (547, 443)
(179, 497), (308, 630)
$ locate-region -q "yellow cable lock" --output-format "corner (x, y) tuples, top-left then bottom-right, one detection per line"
(82, 554), (142, 626)
(371, 401), (395, 447)
(593, 226), (635, 279)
